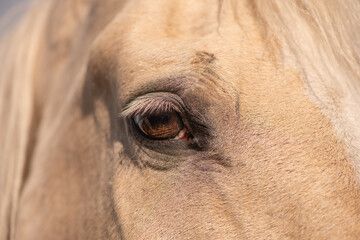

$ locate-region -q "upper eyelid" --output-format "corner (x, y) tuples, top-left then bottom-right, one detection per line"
(120, 92), (184, 119)
(121, 75), (190, 105)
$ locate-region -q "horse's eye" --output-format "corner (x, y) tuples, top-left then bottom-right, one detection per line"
(133, 111), (185, 140)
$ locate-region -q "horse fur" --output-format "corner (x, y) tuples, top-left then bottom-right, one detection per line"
(1, 0), (360, 239)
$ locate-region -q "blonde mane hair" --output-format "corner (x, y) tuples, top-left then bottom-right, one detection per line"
(0, 0), (359, 238)
(251, 0), (360, 177)
(252, 0), (360, 99)
(0, 1), (52, 238)
(254, 0), (360, 180)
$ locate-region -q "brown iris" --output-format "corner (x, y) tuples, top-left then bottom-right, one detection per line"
(133, 111), (184, 140)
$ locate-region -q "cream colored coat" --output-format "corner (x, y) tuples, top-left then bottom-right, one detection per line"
(1, 0), (360, 239)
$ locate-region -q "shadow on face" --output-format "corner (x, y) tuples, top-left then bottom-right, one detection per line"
(13, 0), (360, 239)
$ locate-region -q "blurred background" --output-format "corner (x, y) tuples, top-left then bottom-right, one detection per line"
(0, 0), (31, 33)
(0, 0), (30, 18)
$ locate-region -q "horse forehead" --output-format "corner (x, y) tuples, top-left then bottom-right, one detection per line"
(94, 0), (261, 60)
(93, 0), (342, 130)
(91, 0), (269, 102)
(90, 0), (340, 133)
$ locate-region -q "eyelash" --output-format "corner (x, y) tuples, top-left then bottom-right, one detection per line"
(130, 103), (179, 118)
(121, 94), (182, 119)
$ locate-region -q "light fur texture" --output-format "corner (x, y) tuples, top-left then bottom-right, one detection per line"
(0, 1), (52, 238)
(251, 0), (360, 179)
(0, 0), (360, 239)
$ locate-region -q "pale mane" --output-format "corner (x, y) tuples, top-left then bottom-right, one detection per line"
(0, 0), (359, 238)
(250, 0), (360, 98)
(0, 1), (52, 239)
(249, 0), (360, 176)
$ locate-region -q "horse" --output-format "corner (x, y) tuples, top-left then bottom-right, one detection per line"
(1, 0), (360, 239)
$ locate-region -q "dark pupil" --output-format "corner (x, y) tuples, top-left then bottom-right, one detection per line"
(135, 111), (182, 139)
(148, 114), (170, 126)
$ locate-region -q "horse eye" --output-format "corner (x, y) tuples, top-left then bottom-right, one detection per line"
(133, 110), (185, 140)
